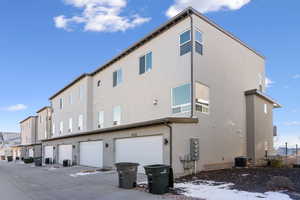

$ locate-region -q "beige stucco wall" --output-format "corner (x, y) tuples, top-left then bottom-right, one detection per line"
(51, 76), (93, 137)
(246, 95), (274, 161)
(37, 107), (52, 141)
(20, 117), (38, 145)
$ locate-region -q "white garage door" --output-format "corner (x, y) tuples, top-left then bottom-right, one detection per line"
(58, 145), (72, 164)
(115, 136), (163, 172)
(29, 149), (34, 158)
(80, 141), (103, 168)
(44, 146), (54, 159)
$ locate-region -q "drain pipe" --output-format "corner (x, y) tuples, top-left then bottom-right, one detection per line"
(163, 122), (173, 167)
(188, 9), (194, 118)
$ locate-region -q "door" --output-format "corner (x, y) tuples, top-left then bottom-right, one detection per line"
(58, 145), (72, 164)
(115, 135), (164, 172)
(44, 146), (54, 159)
(29, 148), (34, 158)
(80, 141), (103, 168)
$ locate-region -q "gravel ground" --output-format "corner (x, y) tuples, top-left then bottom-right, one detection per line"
(176, 167), (300, 199)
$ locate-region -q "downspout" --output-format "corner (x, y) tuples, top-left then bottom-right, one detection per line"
(163, 122), (173, 167)
(188, 10), (194, 118)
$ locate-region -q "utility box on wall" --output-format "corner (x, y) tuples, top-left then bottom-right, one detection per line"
(190, 138), (200, 161)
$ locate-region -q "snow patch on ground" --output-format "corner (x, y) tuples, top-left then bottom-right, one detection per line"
(70, 171), (100, 177)
(175, 180), (293, 200)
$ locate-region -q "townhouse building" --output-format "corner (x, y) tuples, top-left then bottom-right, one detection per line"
(41, 7), (280, 176)
(37, 106), (52, 141)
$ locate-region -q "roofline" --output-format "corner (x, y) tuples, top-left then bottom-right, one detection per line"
(245, 89), (282, 108)
(42, 117), (199, 142)
(49, 73), (91, 100)
(90, 7), (264, 76)
(47, 7), (265, 101)
(19, 116), (38, 124)
(36, 106), (51, 113)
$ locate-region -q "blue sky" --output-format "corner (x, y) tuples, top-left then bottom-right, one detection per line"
(0, 0), (299, 147)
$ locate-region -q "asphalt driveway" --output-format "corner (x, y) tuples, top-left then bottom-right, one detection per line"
(0, 160), (170, 200)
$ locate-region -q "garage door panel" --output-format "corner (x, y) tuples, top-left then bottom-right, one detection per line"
(80, 141), (103, 168)
(115, 136), (163, 172)
(59, 145), (72, 164)
(44, 146), (54, 159)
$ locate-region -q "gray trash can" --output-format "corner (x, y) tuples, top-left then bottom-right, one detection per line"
(34, 157), (42, 166)
(115, 162), (139, 189)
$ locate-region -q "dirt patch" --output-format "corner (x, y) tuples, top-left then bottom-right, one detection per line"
(176, 167), (300, 193)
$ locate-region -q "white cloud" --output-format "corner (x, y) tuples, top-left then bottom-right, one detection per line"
(284, 121), (300, 126)
(54, 0), (151, 32)
(265, 77), (274, 88)
(293, 74), (300, 79)
(1, 104), (28, 112)
(166, 0), (251, 17)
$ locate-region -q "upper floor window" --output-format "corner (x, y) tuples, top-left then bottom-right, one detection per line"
(98, 111), (104, 128)
(69, 93), (73, 105)
(139, 52), (152, 74)
(113, 69), (123, 87)
(258, 73), (264, 92)
(78, 114), (83, 131)
(264, 104), (268, 114)
(113, 106), (121, 126)
(69, 118), (73, 133)
(97, 80), (101, 87)
(59, 98), (64, 110)
(59, 121), (63, 134)
(180, 30), (192, 56)
(79, 85), (84, 100)
(195, 30), (203, 55)
(195, 82), (210, 114)
(172, 84), (191, 114)
(52, 121), (55, 135)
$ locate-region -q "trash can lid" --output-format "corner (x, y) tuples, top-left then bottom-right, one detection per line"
(115, 162), (139, 167)
(144, 164), (170, 169)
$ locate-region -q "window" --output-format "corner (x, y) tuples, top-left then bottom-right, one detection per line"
(139, 52), (152, 74)
(44, 128), (47, 139)
(180, 30), (192, 56)
(264, 104), (268, 114)
(69, 93), (73, 105)
(172, 84), (191, 113)
(97, 80), (101, 87)
(195, 30), (203, 55)
(195, 82), (210, 114)
(40, 116), (43, 123)
(59, 121), (63, 134)
(69, 118), (73, 133)
(78, 115), (83, 131)
(52, 122), (55, 135)
(79, 85), (84, 100)
(98, 111), (104, 128)
(113, 69), (123, 87)
(113, 106), (121, 125)
(258, 73), (264, 92)
(59, 98), (64, 110)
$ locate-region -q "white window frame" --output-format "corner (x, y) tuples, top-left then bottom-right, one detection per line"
(69, 93), (73, 105)
(52, 121), (55, 135)
(113, 69), (123, 87)
(113, 106), (121, 126)
(69, 118), (73, 133)
(59, 98), (64, 110)
(195, 29), (203, 55)
(195, 82), (210, 115)
(79, 85), (84, 100)
(264, 104), (268, 114)
(59, 121), (63, 135)
(171, 83), (191, 114)
(179, 29), (191, 47)
(97, 111), (104, 128)
(139, 51), (153, 74)
(78, 114), (83, 131)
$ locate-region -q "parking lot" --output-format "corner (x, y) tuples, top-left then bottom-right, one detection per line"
(0, 161), (171, 200)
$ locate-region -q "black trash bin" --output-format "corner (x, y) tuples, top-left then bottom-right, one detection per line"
(63, 160), (71, 167)
(144, 165), (171, 195)
(7, 156), (13, 162)
(34, 157), (42, 166)
(235, 156), (248, 167)
(115, 162), (139, 189)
